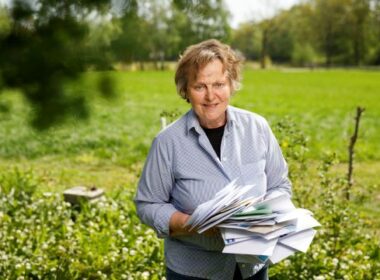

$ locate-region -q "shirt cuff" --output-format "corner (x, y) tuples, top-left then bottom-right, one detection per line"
(155, 203), (178, 238)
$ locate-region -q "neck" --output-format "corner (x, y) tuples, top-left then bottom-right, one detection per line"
(198, 113), (227, 129)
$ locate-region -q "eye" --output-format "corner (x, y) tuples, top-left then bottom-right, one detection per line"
(214, 83), (225, 88)
(193, 85), (205, 91)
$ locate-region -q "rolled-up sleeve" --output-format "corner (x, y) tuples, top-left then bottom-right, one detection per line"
(262, 119), (292, 198)
(134, 137), (177, 238)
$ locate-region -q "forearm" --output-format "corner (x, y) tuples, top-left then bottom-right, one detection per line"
(169, 211), (193, 237)
(135, 201), (178, 238)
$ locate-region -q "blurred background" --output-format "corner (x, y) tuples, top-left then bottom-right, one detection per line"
(1, 0), (380, 128)
(0, 0), (379, 279)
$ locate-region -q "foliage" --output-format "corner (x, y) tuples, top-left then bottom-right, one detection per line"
(291, 43), (319, 67)
(0, 169), (164, 279)
(231, 0), (380, 67)
(111, 0), (231, 66)
(1, 121), (379, 278)
(270, 153), (380, 279)
(0, 1), (117, 129)
(231, 22), (261, 60)
(251, 117), (380, 279)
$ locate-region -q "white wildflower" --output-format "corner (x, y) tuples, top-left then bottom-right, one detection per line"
(142, 271), (150, 279)
(58, 245), (66, 253)
(43, 192), (52, 197)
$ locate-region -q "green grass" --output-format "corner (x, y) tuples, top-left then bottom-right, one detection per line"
(1, 69), (379, 277)
(233, 69), (380, 161)
(0, 68), (379, 208)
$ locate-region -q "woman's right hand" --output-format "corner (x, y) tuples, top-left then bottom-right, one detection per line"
(169, 211), (192, 236)
(169, 211), (220, 237)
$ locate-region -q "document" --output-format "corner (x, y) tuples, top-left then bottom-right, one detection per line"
(185, 180), (320, 265)
(269, 243), (296, 264)
(223, 236), (278, 256)
(279, 229), (317, 253)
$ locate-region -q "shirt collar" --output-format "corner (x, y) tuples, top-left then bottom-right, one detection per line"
(186, 105), (237, 135)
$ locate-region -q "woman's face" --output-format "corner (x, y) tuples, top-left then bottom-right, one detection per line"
(187, 59), (231, 129)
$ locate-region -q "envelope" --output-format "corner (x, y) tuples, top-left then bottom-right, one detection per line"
(279, 229), (317, 253)
(223, 236), (278, 256)
(269, 243), (296, 264)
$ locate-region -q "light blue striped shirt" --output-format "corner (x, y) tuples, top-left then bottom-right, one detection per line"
(135, 106), (291, 279)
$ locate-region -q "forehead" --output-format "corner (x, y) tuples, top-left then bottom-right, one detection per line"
(190, 59), (227, 83)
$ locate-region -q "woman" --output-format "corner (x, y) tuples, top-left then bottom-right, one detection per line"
(135, 39), (291, 280)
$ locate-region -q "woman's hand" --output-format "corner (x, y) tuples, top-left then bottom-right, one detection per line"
(169, 211), (220, 237)
(169, 211), (192, 236)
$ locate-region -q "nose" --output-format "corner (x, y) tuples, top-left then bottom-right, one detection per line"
(205, 86), (216, 101)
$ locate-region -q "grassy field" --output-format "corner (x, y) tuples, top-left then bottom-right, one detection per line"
(0, 69), (379, 222)
(1, 68), (379, 181)
(0, 69), (378, 196)
(1, 69), (379, 278)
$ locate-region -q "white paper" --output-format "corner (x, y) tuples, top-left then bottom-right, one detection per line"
(269, 243), (296, 264)
(184, 179), (320, 264)
(223, 236), (278, 256)
(295, 214), (321, 232)
(186, 179), (242, 229)
(275, 208), (313, 223)
(279, 229), (317, 253)
(262, 225), (297, 240)
(222, 228), (257, 240)
(254, 193), (296, 213)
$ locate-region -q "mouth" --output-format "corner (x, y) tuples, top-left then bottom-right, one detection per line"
(203, 103), (218, 108)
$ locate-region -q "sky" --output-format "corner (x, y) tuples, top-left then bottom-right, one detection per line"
(225, 0), (301, 28)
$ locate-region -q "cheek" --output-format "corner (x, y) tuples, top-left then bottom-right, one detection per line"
(188, 93), (202, 107)
(219, 90), (231, 102)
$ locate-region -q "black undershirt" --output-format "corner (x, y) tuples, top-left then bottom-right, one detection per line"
(202, 124), (226, 159)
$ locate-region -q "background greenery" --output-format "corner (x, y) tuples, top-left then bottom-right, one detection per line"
(1, 0), (379, 279)
(1, 0), (380, 128)
(0, 69), (379, 279)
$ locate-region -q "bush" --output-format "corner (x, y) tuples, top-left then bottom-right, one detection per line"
(291, 43), (318, 67)
(0, 169), (164, 279)
(270, 120), (380, 279)
(1, 119), (379, 279)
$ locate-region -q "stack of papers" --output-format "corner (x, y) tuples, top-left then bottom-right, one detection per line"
(185, 181), (320, 264)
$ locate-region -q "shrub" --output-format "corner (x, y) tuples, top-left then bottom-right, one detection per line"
(0, 170), (164, 279)
(269, 141), (380, 279)
(1, 119), (379, 279)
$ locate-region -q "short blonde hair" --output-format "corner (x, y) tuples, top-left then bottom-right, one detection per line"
(174, 39), (243, 100)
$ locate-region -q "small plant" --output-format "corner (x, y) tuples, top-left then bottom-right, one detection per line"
(270, 153), (380, 279)
(0, 170), (165, 279)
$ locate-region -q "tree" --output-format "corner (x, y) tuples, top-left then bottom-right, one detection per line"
(0, 0), (118, 129)
(111, 0), (150, 66)
(371, 0), (380, 64)
(313, 0), (355, 66)
(231, 22), (261, 60)
(171, 0), (231, 52)
(348, 0), (371, 65)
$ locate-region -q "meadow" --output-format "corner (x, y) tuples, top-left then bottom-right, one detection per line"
(0, 69), (379, 279)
